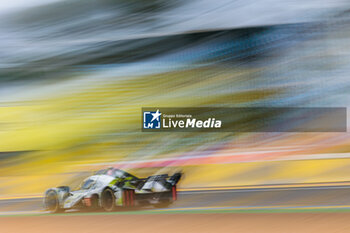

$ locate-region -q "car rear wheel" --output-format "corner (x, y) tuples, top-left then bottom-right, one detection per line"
(101, 188), (115, 212)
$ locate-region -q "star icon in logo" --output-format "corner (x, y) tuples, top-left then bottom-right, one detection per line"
(151, 109), (161, 122)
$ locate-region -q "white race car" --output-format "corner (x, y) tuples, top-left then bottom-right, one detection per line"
(44, 168), (182, 213)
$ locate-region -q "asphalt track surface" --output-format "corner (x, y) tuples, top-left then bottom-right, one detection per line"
(2, 184), (350, 215)
(3, 185), (350, 233)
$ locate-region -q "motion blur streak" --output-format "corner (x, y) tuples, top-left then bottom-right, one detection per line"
(0, 0), (349, 202)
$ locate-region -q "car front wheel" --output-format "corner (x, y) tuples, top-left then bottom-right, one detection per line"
(101, 188), (115, 212)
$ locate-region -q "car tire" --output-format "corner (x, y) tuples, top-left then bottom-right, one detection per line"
(101, 188), (115, 212)
(45, 190), (63, 213)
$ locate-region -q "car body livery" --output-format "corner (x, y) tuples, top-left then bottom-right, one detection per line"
(44, 168), (181, 213)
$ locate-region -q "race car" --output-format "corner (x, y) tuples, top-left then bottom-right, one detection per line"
(44, 168), (182, 213)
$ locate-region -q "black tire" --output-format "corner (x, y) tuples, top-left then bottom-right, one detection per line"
(45, 190), (63, 213)
(101, 188), (115, 212)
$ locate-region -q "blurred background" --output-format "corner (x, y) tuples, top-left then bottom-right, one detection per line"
(0, 0), (349, 197)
